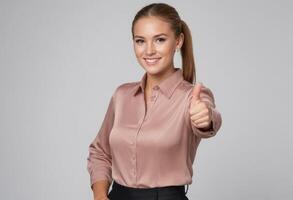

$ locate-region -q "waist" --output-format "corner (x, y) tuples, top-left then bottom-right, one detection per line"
(112, 180), (186, 197)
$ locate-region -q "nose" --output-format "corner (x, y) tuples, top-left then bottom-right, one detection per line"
(146, 42), (156, 55)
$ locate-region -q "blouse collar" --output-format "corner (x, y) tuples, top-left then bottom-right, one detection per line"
(132, 67), (184, 99)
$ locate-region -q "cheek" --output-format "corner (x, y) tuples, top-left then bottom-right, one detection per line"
(160, 49), (175, 61)
(134, 45), (144, 57)
(158, 43), (175, 55)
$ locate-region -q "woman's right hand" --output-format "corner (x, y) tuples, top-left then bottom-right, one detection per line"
(91, 180), (111, 200)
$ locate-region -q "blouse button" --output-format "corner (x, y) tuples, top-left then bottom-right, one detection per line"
(153, 86), (159, 90)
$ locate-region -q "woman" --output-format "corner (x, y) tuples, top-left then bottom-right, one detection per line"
(87, 3), (222, 200)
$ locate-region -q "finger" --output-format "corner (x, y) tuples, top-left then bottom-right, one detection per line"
(198, 86), (216, 108)
(192, 115), (210, 124)
(189, 101), (208, 116)
(196, 121), (211, 129)
(190, 82), (202, 106)
(190, 109), (207, 121)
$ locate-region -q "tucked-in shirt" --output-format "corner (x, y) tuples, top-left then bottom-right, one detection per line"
(87, 67), (222, 189)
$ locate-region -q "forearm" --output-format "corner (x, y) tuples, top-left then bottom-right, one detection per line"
(92, 180), (111, 199)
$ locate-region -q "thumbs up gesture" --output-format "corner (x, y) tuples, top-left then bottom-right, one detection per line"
(189, 82), (212, 130)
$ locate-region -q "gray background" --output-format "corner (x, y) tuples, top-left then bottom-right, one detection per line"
(0, 0), (292, 199)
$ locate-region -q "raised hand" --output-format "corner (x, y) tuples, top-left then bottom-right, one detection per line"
(189, 82), (212, 130)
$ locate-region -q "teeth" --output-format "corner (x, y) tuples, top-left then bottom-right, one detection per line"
(145, 58), (160, 64)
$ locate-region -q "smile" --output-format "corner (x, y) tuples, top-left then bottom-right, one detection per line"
(144, 58), (161, 65)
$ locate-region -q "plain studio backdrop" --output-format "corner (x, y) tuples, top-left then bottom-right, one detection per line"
(0, 0), (292, 199)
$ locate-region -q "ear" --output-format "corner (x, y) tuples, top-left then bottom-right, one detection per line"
(176, 33), (184, 49)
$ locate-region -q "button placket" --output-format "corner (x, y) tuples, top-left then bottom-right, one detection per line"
(152, 86), (159, 98)
(132, 134), (137, 181)
(151, 86), (159, 101)
(145, 87), (159, 120)
(132, 88), (159, 186)
(132, 95), (147, 186)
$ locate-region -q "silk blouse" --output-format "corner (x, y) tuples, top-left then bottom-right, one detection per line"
(87, 67), (222, 189)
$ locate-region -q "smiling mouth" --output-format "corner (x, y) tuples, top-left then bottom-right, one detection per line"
(144, 57), (161, 65)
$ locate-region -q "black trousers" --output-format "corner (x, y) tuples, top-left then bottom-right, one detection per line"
(107, 181), (189, 200)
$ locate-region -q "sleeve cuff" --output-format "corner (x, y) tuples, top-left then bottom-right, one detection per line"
(90, 171), (113, 190)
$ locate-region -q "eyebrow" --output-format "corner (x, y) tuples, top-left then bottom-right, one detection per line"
(134, 33), (168, 39)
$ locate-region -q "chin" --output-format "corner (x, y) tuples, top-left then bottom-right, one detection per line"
(143, 66), (166, 75)
(144, 66), (161, 73)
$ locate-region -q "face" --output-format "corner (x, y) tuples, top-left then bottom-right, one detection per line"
(133, 16), (184, 77)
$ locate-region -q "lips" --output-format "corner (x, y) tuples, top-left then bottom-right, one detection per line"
(144, 57), (161, 65)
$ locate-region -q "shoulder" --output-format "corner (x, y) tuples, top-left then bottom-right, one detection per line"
(179, 80), (215, 100)
(112, 81), (140, 97)
(178, 80), (194, 93)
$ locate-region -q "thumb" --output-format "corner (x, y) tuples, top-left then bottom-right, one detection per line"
(191, 82), (202, 106)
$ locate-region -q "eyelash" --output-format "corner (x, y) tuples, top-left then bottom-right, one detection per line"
(135, 38), (166, 44)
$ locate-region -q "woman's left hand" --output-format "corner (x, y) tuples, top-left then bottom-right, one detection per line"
(189, 83), (212, 130)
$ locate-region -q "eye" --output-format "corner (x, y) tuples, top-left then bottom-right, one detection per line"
(156, 38), (166, 43)
(135, 39), (144, 44)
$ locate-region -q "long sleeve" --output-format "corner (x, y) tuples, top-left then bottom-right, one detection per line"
(87, 93), (115, 190)
(185, 84), (222, 138)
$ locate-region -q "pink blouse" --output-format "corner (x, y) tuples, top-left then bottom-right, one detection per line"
(87, 68), (222, 189)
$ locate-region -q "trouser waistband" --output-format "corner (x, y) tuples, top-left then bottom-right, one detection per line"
(111, 181), (186, 198)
